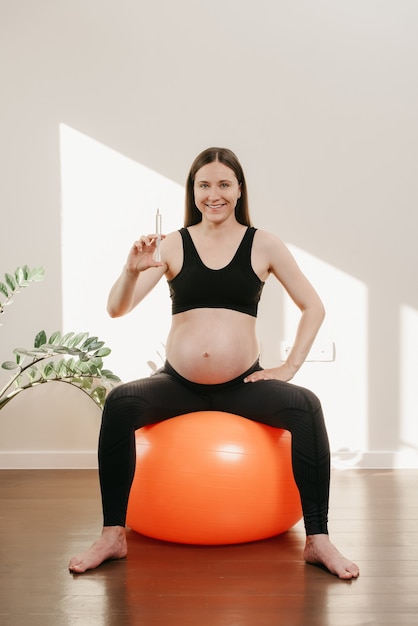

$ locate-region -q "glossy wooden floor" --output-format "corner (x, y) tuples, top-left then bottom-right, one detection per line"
(0, 469), (417, 625)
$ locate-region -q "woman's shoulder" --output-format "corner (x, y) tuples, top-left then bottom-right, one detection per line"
(161, 230), (183, 256)
(253, 227), (285, 248)
(252, 229), (295, 269)
(164, 229), (183, 243)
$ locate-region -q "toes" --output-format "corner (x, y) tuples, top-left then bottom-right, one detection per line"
(339, 565), (360, 580)
(68, 558), (85, 573)
(69, 563), (87, 574)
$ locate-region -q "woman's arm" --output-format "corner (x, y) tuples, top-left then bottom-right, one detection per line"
(246, 230), (325, 383)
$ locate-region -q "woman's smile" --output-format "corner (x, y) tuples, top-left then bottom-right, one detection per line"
(206, 202), (226, 209)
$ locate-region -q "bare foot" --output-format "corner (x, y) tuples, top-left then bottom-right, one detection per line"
(68, 526), (128, 574)
(303, 534), (360, 580)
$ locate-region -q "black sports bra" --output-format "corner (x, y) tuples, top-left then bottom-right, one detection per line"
(168, 227), (265, 317)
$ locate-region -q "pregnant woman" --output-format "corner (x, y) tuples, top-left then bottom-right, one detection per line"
(69, 147), (359, 580)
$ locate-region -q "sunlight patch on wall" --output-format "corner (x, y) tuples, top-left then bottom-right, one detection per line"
(59, 124), (184, 382)
(399, 305), (418, 463)
(283, 244), (369, 458)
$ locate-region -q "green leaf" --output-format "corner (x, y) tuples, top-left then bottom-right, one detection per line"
(75, 360), (90, 374)
(36, 344), (55, 354)
(69, 332), (89, 348)
(14, 348), (35, 357)
(1, 361), (20, 371)
(80, 376), (94, 389)
(0, 282), (9, 298)
(80, 336), (98, 350)
(48, 331), (61, 345)
(90, 386), (107, 407)
(66, 348), (83, 356)
(14, 373), (23, 387)
(27, 367), (43, 383)
(14, 267), (25, 285)
(53, 346), (72, 354)
(54, 347), (79, 356)
(42, 362), (57, 380)
(60, 332), (75, 346)
(5, 273), (16, 292)
(101, 370), (121, 382)
(68, 376), (83, 386)
(34, 330), (47, 348)
(94, 347), (111, 358)
(28, 266), (45, 281)
(53, 359), (65, 375)
(89, 356), (104, 368)
(64, 357), (77, 372)
(86, 340), (105, 352)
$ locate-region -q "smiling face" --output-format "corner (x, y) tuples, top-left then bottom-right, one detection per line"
(193, 161), (242, 225)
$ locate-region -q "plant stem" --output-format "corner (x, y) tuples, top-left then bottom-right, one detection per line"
(0, 377), (104, 410)
(0, 355), (46, 399)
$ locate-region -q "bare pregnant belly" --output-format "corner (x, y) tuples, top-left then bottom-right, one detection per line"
(165, 309), (260, 384)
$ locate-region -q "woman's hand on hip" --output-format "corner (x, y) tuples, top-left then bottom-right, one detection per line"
(244, 363), (297, 384)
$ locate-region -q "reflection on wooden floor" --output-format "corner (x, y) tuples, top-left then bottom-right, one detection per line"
(0, 469), (417, 625)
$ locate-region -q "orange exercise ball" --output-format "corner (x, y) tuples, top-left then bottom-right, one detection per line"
(126, 411), (302, 545)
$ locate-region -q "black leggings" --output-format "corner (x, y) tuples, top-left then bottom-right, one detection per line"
(98, 360), (330, 536)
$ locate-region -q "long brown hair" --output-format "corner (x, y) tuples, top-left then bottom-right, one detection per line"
(184, 147), (252, 227)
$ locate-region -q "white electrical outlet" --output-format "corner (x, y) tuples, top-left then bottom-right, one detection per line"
(280, 341), (336, 362)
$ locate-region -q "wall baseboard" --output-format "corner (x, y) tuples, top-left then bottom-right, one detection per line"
(331, 449), (418, 469)
(0, 451), (98, 469)
(1, 450), (418, 470)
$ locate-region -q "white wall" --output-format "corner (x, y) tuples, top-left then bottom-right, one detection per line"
(1, 0), (417, 468)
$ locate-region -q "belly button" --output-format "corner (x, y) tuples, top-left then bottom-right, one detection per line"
(203, 352), (210, 358)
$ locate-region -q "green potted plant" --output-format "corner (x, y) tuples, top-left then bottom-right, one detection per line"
(0, 265), (120, 410)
